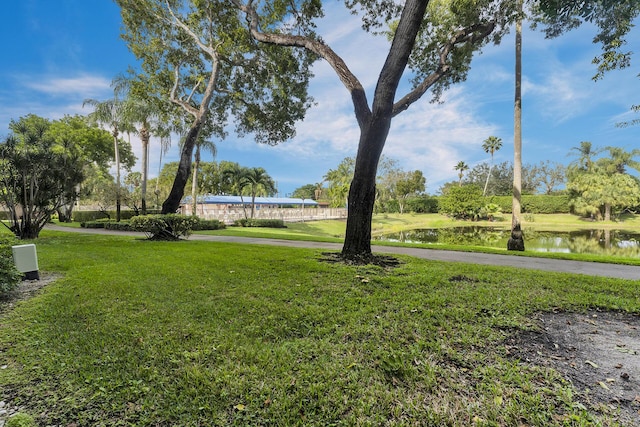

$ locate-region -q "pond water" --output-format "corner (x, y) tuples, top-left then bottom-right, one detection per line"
(374, 227), (640, 257)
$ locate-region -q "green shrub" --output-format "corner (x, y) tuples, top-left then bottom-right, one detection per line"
(73, 210), (162, 222)
(233, 218), (287, 228)
(192, 219), (226, 231)
(479, 203), (504, 221)
(438, 185), (484, 220)
(104, 221), (134, 232)
(485, 195), (570, 214)
(406, 196), (439, 213)
(6, 413), (36, 427)
(130, 214), (199, 240)
(73, 211), (111, 222)
(80, 221), (106, 228)
(0, 235), (22, 296)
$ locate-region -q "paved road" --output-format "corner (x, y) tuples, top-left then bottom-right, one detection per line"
(45, 225), (640, 281)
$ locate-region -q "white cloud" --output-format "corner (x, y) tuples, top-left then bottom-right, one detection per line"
(25, 74), (111, 96)
(384, 88), (499, 191)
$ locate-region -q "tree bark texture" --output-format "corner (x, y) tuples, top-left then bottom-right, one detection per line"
(140, 127), (150, 215)
(161, 122), (203, 214)
(342, 119), (390, 257)
(113, 131), (122, 222)
(509, 2), (524, 252)
(341, 0), (429, 259)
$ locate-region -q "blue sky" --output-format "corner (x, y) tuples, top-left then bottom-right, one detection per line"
(1, 1), (639, 196)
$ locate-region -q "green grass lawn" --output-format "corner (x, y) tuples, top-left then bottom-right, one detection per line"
(1, 231), (639, 425)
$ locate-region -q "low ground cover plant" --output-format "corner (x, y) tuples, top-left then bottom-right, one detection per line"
(0, 235), (21, 296)
(1, 232), (638, 425)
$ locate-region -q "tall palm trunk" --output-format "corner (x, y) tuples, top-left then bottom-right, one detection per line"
(113, 130), (121, 222)
(140, 126), (150, 215)
(483, 161), (493, 196)
(508, 1), (525, 251)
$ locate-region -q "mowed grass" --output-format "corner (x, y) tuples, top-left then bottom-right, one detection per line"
(1, 231), (639, 426)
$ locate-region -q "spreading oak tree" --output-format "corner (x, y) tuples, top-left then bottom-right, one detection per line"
(116, 0), (315, 216)
(233, 0), (638, 261)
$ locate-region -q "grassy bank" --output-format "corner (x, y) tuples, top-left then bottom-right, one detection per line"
(1, 231), (639, 425)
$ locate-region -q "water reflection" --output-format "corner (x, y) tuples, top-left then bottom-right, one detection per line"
(375, 227), (640, 257)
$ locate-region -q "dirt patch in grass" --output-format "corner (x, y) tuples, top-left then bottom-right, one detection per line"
(319, 251), (402, 268)
(0, 272), (62, 315)
(508, 309), (640, 426)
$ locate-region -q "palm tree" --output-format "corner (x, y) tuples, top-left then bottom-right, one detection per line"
(83, 97), (128, 221)
(481, 135), (503, 196)
(454, 161), (469, 186)
(323, 157), (355, 208)
(112, 74), (165, 215)
(569, 141), (602, 173)
(190, 135), (217, 216)
(223, 164), (250, 219)
(603, 146), (640, 174)
(508, 0), (524, 251)
(242, 167), (276, 219)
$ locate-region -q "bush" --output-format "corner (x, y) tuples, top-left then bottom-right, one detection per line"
(104, 221), (134, 232)
(479, 203), (504, 221)
(192, 219), (226, 231)
(233, 218), (287, 228)
(438, 185), (484, 220)
(130, 214), (199, 240)
(80, 219), (109, 228)
(73, 211), (111, 222)
(0, 235), (22, 296)
(406, 196), (439, 213)
(486, 195), (571, 214)
(73, 210), (162, 222)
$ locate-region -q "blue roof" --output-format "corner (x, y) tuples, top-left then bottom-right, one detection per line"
(182, 195), (318, 206)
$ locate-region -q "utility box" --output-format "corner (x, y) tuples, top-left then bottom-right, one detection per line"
(12, 244), (39, 280)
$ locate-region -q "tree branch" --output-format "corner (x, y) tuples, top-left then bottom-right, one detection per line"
(170, 64), (199, 117)
(164, 0), (217, 58)
(233, 0), (372, 129)
(392, 21), (495, 117)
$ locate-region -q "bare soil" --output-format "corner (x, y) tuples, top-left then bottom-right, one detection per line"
(0, 272), (62, 315)
(509, 309), (640, 426)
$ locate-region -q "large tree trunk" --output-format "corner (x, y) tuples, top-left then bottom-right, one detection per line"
(340, 0), (428, 261)
(342, 117), (391, 259)
(161, 122), (204, 214)
(56, 203), (74, 223)
(604, 203), (612, 221)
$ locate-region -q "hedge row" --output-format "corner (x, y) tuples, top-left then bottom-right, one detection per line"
(72, 210), (161, 222)
(484, 195), (571, 214)
(377, 195), (570, 215)
(233, 218), (287, 228)
(81, 217), (226, 231)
